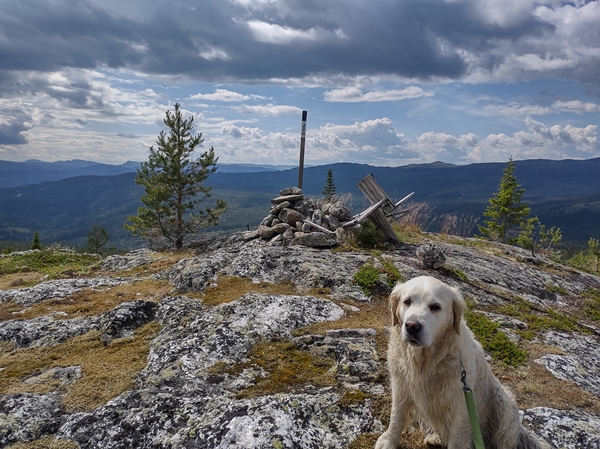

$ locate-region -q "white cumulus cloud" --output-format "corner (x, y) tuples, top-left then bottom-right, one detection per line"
(324, 86), (434, 103)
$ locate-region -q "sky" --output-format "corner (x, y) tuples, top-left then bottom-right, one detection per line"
(0, 0), (599, 167)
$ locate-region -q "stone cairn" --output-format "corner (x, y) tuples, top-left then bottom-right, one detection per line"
(252, 186), (354, 248)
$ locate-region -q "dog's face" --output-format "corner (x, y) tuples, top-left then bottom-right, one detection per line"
(390, 276), (466, 347)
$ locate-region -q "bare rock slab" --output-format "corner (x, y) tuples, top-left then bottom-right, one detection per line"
(523, 407), (600, 449)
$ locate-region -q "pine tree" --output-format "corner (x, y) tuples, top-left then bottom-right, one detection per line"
(31, 232), (42, 250)
(87, 224), (110, 254)
(125, 104), (227, 249)
(478, 157), (531, 244)
(322, 169), (337, 200)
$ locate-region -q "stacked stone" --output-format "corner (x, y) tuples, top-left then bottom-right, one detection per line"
(256, 186), (353, 247)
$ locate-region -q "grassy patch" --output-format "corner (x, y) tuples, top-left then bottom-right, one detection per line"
(6, 437), (79, 449)
(545, 284), (568, 295)
(352, 256), (406, 296)
(464, 310), (528, 367)
(583, 288), (600, 322)
(496, 296), (587, 336)
(199, 276), (331, 307)
(352, 263), (381, 296)
(0, 322), (161, 412)
(212, 340), (337, 399)
(0, 279), (172, 323)
(0, 250), (102, 280)
(440, 265), (469, 282)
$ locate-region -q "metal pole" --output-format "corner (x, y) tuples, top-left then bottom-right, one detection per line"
(298, 110), (307, 190)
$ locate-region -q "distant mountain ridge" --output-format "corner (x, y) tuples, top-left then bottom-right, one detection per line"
(0, 160), (298, 189)
(0, 158), (599, 249)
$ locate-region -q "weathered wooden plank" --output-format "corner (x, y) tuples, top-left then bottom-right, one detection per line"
(303, 220), (336, 235)
(368, 208), (400, 243)
(341, 198), (388, 228)
(357, 174), (395, 215)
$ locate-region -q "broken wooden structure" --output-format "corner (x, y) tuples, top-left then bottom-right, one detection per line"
(342, 173), (414, 243)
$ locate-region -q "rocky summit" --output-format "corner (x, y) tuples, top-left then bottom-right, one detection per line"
(1, 233), (600, 449)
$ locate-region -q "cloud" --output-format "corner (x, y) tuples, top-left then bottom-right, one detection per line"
(246, 21), (345, 44)
(483, 103), (553, 116)
(552, 100), (600, 114)
(236, 104), (302, 116)
(324, 86), (434, 103)
(0, 117), (31, 145)
(191, 89), (264, 102)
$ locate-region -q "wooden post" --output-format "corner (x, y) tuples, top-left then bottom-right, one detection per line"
(298, 110), (307, 189)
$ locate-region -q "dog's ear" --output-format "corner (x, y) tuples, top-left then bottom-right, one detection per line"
(389, 284), (403, 327)
(450, 287), (466, 335)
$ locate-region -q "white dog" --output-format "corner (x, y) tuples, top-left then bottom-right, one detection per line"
(375, 276), (551, 449)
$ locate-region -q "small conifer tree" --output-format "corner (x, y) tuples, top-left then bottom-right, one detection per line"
(125, 104), (227, 249)
(31, 232), (42, 250)
(87, 224), (110, 254)
(478, 157), (530, 244)
(322, 169), (337, 200)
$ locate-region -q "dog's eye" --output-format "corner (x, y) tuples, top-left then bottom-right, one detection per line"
(430, 303), (441, 311)
(403, 298), (411, 306)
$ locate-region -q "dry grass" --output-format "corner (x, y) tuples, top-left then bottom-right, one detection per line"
(0, 321), (161, 412)
(230, 340), (338, 399)
(6, 437), (79, 449)
(0, 272), (45, 290)
(491, 342), (600, 415)
(0, 279), (172, 323)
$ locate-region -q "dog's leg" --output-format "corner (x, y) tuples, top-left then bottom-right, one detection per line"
(446, 412), (473, 449)
(375, 379), (410, 449)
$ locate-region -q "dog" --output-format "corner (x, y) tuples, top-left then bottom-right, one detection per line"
(375, 276), (551, 449)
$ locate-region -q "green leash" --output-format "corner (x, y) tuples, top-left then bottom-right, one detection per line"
(460, 354), (486, 449)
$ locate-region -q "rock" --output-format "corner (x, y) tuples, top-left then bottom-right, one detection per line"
(278, 208), (304, 226)
(241, 230), (260, 241)
(23, 366), (82, 385)
(0, 393), (65, 447)
(260, 214), (277, 226)
(163, 242), (370, 300)
(416, 242), (446, 269)
(0, 277), (128, 306)
(279, 186), (303, 196)
(282, 228), (295, 241)
(55, 293), (382, 448)
(257, 225), (278, 240)
(327, 215), (341, 230)
(291, 232), (338, 248)
(522, 407), (600, 449)
(271, 222), (291, 234)
(335, 227), (349, 245)
(0, 315), (99, 348)
(271, 194), (304, 204)
(98, 300), (159, 339)
(270, 201), (290, 215)
(101, 249), (155, 272)
(293, 328), (381, 392)
(535, 331), (600, 397)
(312, 210), (323, 226)
(328, 201), (352, 221)
(269, 234), (283, 245)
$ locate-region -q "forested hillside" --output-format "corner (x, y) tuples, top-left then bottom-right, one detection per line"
(0, 158), (599, 250)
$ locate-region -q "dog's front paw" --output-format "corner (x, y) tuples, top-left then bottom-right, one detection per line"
(423, 433), (444, 447)
(375, 431), (399, 449)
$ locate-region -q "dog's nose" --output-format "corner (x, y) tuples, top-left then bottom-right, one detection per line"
(405, 321), (422, 335)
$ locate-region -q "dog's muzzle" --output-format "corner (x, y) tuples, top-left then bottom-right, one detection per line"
(404, 320), (423, 345)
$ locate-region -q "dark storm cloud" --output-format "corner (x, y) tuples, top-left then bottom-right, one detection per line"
(0, 0), (593, 87)
(0, 110), (32, 145)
